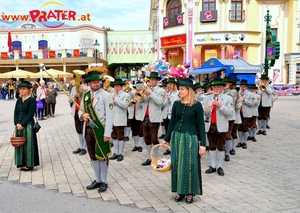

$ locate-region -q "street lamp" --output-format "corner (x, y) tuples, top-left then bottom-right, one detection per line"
(93, 39), (100, 65)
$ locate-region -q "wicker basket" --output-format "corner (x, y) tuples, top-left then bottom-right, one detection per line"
(150, 144), (171, 172)
(10, 131), (26, 147)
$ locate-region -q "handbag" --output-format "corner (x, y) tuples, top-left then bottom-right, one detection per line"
(33, 117), (41, 133)
(36, 100), (43, 109)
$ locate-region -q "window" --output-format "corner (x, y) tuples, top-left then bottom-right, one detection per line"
(202, 0), (216, 11)
(230, 0), (244, 22)
(166, 0), (182, 17)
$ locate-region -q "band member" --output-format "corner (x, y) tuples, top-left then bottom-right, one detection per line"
(162, 77), (179, 155)
(159, 79), (167, 139)
(222, 77), (237, 162)
(70, 73), (88, 155)
(140, 72), (166, 166)
(236, 80), (255, 149)
(109, 79), (131, 162)
(102, 74), (115, 94)
(256, 75), (274, 135)
(266, 82), (278, 129)
(203, 79), (233, 176)
(194, 82), (205, 103)
(79, 69), (114, 193)
(123, 81), (133, 141)
(247, 84), (260, 142)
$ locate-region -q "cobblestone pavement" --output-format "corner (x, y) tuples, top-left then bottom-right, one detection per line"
(0, 95), (299, 212)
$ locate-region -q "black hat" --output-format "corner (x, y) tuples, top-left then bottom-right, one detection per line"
(19, 81), (32, 88)
(239, 79), (249, 86)
(248, 84), (258, 89)
(222, 76), (235, 83)
(193, 82), (202, 89)
(178, 78), (194, 88)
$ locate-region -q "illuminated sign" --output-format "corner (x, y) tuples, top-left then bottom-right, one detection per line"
(161, 35), (186, 47)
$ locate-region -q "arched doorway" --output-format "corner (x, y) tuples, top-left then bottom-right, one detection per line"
(38, 40), (48, 58)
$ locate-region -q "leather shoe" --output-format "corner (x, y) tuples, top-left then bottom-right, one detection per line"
(79, 149), (86, 155)
(262, 131), (267, 135)
(109, 153), (118, 160)
(252, 137), (257, 142)
(163, 149), (171, 155)
(174, 194), (184, 202)
(224, 155), (230, 162)
(256, 130), (263, 135)
(236, 142), (243, 148)
(229, 149), (235, 155)
(242, 143), (247, 149)
(124, 137), (130, 141)
(117, 154), (124, 162)
(186, 196), (193, 204)
(132, 146), (138, 151)
(86, 180), (101, 190)
(266, 125), (270, 129)
(142, 159), (151, 166)
(138, 147), (143, 152)
(205, 166), (216, 174)
(217, 167), (225, 176)
(73, 148), (81, 154)
(247, 136), (252, 141)
(98, 182), (108, 192)
(159, 134), (166, 139)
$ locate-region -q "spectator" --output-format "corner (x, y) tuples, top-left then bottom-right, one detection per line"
(46, 83), (58, 117)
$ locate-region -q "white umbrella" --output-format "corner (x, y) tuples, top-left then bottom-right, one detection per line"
(33, 68), (73, 78)
(0, 69), (35, 78)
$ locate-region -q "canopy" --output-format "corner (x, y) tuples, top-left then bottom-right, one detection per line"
(0, 69), (34, 78)
(189, 67), (226, 75)
(33, 68), (73, 78)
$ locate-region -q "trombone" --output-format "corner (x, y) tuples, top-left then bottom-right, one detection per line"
(259, 79), (272, 91)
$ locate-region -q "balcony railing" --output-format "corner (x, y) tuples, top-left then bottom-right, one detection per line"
(0, 48), (99, 60)
(229, 10), (245, 22)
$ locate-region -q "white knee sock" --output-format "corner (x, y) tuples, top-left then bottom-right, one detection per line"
(118, 140), (125, 155)
(138, 137), (144, 148)
(79, 134), (86, 149)
(92, 160), (101, 183)
(225, 140), (231, 155)
(232, 139), (237, 151)
(209, 150), (217, 168)
(146, 144), (152, 159)
(258, 120), (263, 131)
(161, 125), (166, 135)
(217, 150), (224, 168)
(133, 136), (139, 147)
(113, 139), (119, 154)
(124, 127), (131, 137)
(238, 131), (243, 143)
(99, 161), (108, 184)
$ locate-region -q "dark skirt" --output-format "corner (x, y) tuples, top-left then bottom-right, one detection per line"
(15, 123), (40, 168)
(170, 131), (202, 195)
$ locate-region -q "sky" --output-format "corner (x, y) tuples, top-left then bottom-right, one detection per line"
(0, 0), (151, 31)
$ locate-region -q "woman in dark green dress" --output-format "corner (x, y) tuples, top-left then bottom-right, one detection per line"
(162, 78), (206, 204)
(14, 81), (39, 171)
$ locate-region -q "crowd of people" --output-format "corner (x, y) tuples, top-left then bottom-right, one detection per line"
(0, 80), (18, 100)
(11, 68), (277, 205)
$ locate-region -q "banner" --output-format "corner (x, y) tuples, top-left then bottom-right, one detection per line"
(204, 49), (217, 62)
(192, 47), (201, 69)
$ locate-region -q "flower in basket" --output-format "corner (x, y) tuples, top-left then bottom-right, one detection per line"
(156, 156), (171, 169)
(85, 66), (109, 74)
(84, 66), (109, 82)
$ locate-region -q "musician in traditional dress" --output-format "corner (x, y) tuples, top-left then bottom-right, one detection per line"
(70, 72), (88, 155)
(203, 79), (234, 176)
(79, 68), (114, 193)
(140, 72), (166, 166)
(109, 79), (131, 162)
(247, 84), (260, 142)
(256, 75), (274, 135)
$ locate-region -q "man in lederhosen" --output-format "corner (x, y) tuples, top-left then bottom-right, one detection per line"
(109, 79), (131, 162)
(79, 69), (114, 193)
(236, 79), (255, 149)
(140, 72), (166, 166)
(256, 75), (274, 135)
(203, 79), (234, 176)
(247, 84), (260, 142)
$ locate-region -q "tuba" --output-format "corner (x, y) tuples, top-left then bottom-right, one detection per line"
(259, 79), (272, 92)
(73, 70), (85, 92)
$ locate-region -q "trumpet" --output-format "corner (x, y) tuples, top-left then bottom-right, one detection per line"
(259, 79), (272, 91)
(134, 82), (149, 99)
(123, 82), (133, 93)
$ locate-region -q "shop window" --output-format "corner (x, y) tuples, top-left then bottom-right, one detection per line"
(202, 0), (216, 11)
(164, 0), (183, 28)
(229, 0), (245, 22)
(296, 63), (300, 84)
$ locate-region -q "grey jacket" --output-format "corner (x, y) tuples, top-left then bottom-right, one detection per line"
(113, 90), (131, 126)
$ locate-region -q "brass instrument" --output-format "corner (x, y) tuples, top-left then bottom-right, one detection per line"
(259, 79), (272, 91)
(135, 82), (149, 99)
(102, 74), (115, 92)
(39, 64), (98, 128)
(123, 82), (133, 93)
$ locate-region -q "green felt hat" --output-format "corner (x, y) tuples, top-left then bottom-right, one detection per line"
(193, 82), (202, 89)
(259, 75), (269, 80)
(238, 79), (249, 86)
(248, 84), (258, 89)
(167, 77), (176, 83)
(19, 81), (32, 88)
(222, 76), (235, 83)
(113, 78), (125, 86)
(211, 79), (226, 86)
(85, 71), (103, 82)
(178, 78), (194, 88)
(148, 72), (161, 79)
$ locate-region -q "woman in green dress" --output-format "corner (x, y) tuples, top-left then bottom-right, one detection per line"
(162, 78), (206, 204)
(14, 81), (39, 171)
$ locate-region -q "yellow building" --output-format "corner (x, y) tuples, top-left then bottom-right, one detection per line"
(151, 0), (297, 85)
